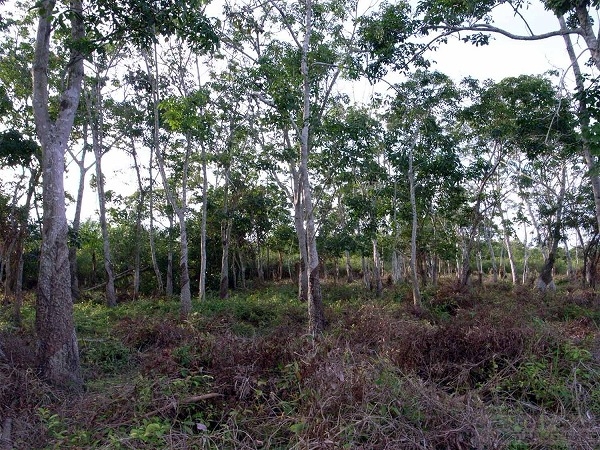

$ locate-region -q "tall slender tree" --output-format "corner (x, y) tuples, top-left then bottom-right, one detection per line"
(32, 0), (85, 388)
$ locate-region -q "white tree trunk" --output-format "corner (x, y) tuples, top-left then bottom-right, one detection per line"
(86, 80), (117, 307)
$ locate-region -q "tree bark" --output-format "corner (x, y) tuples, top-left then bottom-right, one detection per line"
(301, 0), (325, 336)
(408, 144), (422, 306)
(32, 0), (83, 389)
(536, 164), (567, 292)
(198, 143), (208, 301)
(372, 238), (383, 297)
(86, 79), (117, 307)
(345, 250), (353, 283)
(559, 15), (600, 235)
(67, 124), (92, 301)
(166, 214), (174, 297)
(130, 137), (145, 299)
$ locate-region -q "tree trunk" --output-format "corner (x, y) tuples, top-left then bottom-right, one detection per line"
(219, 218), (232, 299)
(68, 123), (92, 301)
(130, 137), (145, 299)
(256, 242), (264, 283)
(278, 250), (283, 280)
(536, 164), (567, 292)
(32, 0), (83, 389)
(485, 222), (498, 282)
(143, 48), (164, 296)
(559, 16), (600, 234)
(345, 250), (353, 283)
(408, 144), (422, 306)
(87, 80), (117, 307)
(372, 238), (383, 297)
(293, 168), (309, 302)
(166, 214), (174, 296)
(148, 165), (163, 294)
(199, 143), (209, 301)
(522, 223), (530, 285)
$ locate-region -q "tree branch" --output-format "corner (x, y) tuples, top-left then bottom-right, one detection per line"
(426, 23), (583, 41)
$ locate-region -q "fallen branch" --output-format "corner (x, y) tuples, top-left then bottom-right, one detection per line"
(84, 266), (151, 292)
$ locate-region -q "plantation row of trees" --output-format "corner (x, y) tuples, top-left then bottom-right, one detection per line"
(1, 0), (600, 388)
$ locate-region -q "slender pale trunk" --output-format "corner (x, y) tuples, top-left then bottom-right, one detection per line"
(146, 46), (192, 314)
(408, 142), (422, 306)
(219, 220), (232, 298)
(372, 239), (383, 297)
(391, 249), (402, 283)
(536, 164), (567, 292)
(345, 250), (353, 283)
(484, 221), (498, 282)
(166, 214), (174, 296)
(87, 80), (117, 307)
(278, 250), (283, 280)
(143, 49), (163, 295)
(522, 223), (530, 285)
(32, 0), (83, 389)
(130, 137), (144, 299)
(68, 124), (91, 301)
(292, 164), (309, 302)
(198, 143), (208, 301)
(175, 134), (193, 313)
(498, 206), (517, 285)
(256, 242), (265, 283)
(148, 154), (163, 294)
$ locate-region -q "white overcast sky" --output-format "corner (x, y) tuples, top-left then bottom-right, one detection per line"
(427, 2), (577, 81)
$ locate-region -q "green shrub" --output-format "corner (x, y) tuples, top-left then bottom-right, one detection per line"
(80, 338), (131, 374)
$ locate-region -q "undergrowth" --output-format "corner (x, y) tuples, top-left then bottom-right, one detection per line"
(1, 279), (600, 449)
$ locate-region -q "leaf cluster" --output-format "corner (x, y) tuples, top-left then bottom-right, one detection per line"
(0, 130), (39, 166)
(357, 1), (428, 78)
(81, 0), (220, 54)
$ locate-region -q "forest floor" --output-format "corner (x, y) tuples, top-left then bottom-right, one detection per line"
(2, 278), (600, 449)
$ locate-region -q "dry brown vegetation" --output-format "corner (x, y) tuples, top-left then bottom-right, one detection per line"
(1, 278), (600, 449)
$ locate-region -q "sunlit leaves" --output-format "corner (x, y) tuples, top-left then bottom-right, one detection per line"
(460, 75), (577, 160)
(160, 88), (214, 138)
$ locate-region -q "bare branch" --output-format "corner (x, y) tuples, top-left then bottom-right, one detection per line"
(426, 23), (583, 41)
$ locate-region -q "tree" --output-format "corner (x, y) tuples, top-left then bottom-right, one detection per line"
(32, 0), (85, 389)
(412, 0), (600, 234)
(386, 71), (464, 295)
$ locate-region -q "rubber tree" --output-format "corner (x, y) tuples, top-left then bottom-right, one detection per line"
(459, 75), (577, 289)
(224, 0), (366, 334)
(83, 56), (123, 307)
(32, 0), (85, 389)
(318, 104), (387, 295)
(161, 84), (212, 311)
(385, 71), (464, 296)
(411, 0), (600, 235)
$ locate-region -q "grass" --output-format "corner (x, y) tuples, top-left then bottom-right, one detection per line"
(1, 277), (600, 449)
